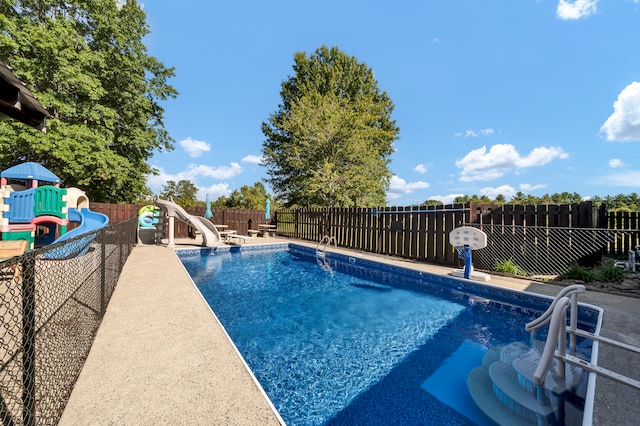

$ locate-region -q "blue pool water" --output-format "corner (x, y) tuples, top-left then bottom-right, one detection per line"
(178, 244), (596, 425)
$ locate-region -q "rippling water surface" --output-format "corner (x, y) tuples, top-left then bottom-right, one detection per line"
(181, 248), (539, 425)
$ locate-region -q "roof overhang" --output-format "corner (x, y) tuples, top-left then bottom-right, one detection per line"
(0, 60), (50, 132)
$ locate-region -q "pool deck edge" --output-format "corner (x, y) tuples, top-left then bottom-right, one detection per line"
(58, 241), (282, 426)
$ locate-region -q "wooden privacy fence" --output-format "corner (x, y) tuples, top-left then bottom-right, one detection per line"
(90, 203), (271, 237)
(275, 204), (468, 265)
(90, 201), (638, 267)
(275, 201), (639, 267)
(600, 210), (640, 255)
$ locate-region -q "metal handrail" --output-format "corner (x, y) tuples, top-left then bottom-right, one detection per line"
(315, 235), (337, 272)
(532, 290), (640, 390)
(315, 235), (336, 258)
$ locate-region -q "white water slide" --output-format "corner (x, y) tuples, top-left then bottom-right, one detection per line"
(154, 198), (222, 247)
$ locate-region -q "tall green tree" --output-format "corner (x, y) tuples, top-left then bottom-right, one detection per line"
(262, 45), (399, 208)
(422, 199), (444, 207)
(510, 191), (526, 204)
(239, 182), (269, 210)
(0, 0), (177, 202)
(213, 182), (275, 210)
(160, 180), (198, 207)
(551, 192), (583, 204)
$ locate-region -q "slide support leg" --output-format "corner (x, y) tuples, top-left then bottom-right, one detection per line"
(168, 216), (175, 248)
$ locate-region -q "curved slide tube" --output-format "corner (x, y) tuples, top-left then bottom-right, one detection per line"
(154, 198), (222, 247)
(44, 208), (109, 259)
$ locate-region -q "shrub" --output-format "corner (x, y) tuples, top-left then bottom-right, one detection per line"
(560, 264), (595, 283)
(596, 262), (626, 283)
(493, 258), (527, 277)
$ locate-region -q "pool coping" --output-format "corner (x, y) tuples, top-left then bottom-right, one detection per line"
(175, 241), (604, 425)
(174, 244), (288, 425)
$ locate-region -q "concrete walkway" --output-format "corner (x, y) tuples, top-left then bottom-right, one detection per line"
(60, 239), (640, 425)
(58, 242), (282, 426)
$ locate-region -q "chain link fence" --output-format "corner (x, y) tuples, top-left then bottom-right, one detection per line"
(1, 218), (137, 426)
(466, 223), (639, 277)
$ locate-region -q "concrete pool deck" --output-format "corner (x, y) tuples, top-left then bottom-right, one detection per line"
(59, 237), (640, 425)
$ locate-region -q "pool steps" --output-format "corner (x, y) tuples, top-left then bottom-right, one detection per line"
(468, 283), (640, 425)
(467, 341), (583, 425)
(468, 285), (591, 425)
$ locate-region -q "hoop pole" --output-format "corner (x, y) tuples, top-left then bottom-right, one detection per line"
(464, 245), (472, 278)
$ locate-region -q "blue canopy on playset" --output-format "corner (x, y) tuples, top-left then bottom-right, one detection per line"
(0, 162), (60, 184)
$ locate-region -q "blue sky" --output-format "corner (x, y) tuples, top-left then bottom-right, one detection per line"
(142, 0), (640, 205)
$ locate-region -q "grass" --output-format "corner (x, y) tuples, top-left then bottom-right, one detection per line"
(595, 262), (627, 283)
(559, 262), (627, 284)
(493, 258), (527, 277)
(560, 264), (596, 283)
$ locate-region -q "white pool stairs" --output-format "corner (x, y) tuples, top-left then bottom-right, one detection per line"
(468, 341), (583, 425)
(467, 284), (640, 425)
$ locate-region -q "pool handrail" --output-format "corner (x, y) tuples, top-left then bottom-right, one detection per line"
(526, 284), (585, 353)
(533, 296), (572, 385)
(316, 235), (336, 258)
(532, 286), (640, 390)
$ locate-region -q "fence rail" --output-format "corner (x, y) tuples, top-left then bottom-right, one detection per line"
(0, 218), (137, 426)
(275, 202), (639, 272)
(90, 203), (271, 237)
(91, 201), (637, 272)
(275, 204), (468, 265)
(600, 210), (640, 255)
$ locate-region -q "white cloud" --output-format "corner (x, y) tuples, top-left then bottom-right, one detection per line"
(386, 175), (429, 199)
(197, 183), (231, 201)
(601, 171), (640, 186)
(146, 169), (169, 193)
(242, 154), (263, 164)
(147, 163), (243, 193)
(609, 158), (624, 168)
(180, 137), (211, 158)
(600, 81), (640, 141)
(520, 183), (547, 192)
(455, 144), (568, 182)
(454, 128), (495, 138)
(414, 164), (427, 174)
(480, 185), (517, 200)
(428, 194), (464, 205)
(516, 146), (569, 167)
(185, 163), (242, 179)
(557, 0), (598, 20)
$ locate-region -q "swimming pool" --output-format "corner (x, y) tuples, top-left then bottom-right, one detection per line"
(177, 243), (600, 425)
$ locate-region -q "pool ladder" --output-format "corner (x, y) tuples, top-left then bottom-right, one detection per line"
(316, 235), (336, 257)
(316, 236), (336, 271)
